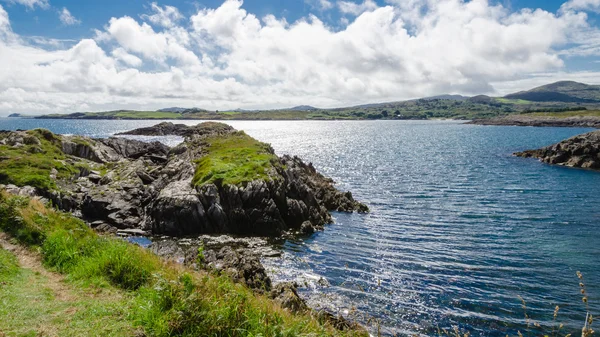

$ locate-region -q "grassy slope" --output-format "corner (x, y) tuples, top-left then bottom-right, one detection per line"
(0, 192), (366, 337)
(0, 130), (89, 190)
(0, 245), (136, 336)
(192, 131), (280, 187)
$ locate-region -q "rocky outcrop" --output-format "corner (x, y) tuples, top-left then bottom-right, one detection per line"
(1, 123), (368, 237)
(515, 130), (600, 170)
(116, 121), (234, 137)
(469, 114), (600, 128)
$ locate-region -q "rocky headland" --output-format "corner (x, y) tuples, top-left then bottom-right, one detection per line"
(515, 130), (600, 170)
(0, 121), (369, 332)
(469, 114), (600, 128)
(0, 122), (367, 237)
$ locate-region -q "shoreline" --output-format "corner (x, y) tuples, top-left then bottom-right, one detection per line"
(469, 114), (600, 128)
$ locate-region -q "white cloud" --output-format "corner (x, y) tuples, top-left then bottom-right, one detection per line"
(0, 0), (599, 115)
(1, 0), (48, 9)
(99, 16), (200, 67)
(111, 47), (143, 67)
(561, 0), (600, 13)
(305, 0), (334, 11)
(141, 2), (183, 28)
(338, 0), (378, 16)
(59, 7), (80, 26)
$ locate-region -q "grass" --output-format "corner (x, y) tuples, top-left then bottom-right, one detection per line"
(192, 131), (281, 187)
(496, 98), (533, 105)
(0, 247), (18, 281)
(0, 129), (86, 190)
(0, 191), (366, 337)
(0, 249), (137, 336)
(110, 111), (182, 119)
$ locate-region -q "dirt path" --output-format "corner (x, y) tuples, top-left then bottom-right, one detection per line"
(0, 232), (136, 337)
(0, 232), (75, 301)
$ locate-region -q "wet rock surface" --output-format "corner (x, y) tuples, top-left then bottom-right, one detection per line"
(515, 130), (600, 170)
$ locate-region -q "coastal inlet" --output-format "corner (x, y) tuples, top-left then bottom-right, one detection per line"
(1, 118), (599, 336)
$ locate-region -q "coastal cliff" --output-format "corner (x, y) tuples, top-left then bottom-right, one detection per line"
(515, 130), (600, 170)
(0, 123), (367, 236)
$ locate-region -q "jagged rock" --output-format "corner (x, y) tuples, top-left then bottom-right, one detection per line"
(270, 282), (309, 313)
(300, 221), (316, 235)
(0, 184), (37, 197)
(515, 130), (600, 170)
(149, 179), (208, 235)
(204, 246), (272, 290)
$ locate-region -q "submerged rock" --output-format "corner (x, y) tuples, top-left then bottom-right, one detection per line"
(515, 130), (600, 170)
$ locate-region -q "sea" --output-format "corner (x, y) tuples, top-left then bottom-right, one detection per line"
(1, 118), (599, 336)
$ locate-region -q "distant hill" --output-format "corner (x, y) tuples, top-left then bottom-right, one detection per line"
(505, 81), (600, 103)
(289, 105), (318, 111)
(158, 107), (187, 113)
(8, 113), (22, 117)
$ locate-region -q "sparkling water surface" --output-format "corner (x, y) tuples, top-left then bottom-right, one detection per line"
(1, 118), (599, 336)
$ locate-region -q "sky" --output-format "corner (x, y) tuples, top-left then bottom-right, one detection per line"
(0, 0), (600, 114)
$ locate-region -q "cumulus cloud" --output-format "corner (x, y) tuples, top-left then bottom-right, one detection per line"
(561, 0), (600, 13)
(97, 16), (200, 67)
(338, 0), (378, 16)
(0, 0), (599, 114)
(111, 47), (143, 67)
(141, 2), (183, 28)
(0, 0), (48, 9)
(59, 7), (80, 26)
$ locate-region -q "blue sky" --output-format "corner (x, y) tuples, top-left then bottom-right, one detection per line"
(0, 0), (599, 114)
(2, 1), (583, 39)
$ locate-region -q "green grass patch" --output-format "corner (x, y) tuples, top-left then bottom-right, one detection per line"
(110, 111), (183, 119)
(0, 129), (83, 190)
(192, 131), (281, 186)
(0, 247), (19, 281)
(495, 98), (533, 105)
(0, 258), (137, 336)
(0, 191), (366, 337)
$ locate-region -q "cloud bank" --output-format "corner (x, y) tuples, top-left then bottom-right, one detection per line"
(0, 0), (599, 114)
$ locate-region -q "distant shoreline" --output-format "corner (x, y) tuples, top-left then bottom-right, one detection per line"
(468, 112), (600, 128)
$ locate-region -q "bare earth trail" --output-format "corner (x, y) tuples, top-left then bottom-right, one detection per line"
(0, 233), (137, 337)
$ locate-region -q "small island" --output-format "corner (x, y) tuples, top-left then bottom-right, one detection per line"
(7, 113), (22, 118)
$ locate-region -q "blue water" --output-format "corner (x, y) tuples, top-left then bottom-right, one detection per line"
(1, 118), (599, 336)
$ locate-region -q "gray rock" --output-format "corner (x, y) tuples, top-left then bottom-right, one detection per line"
(516, 130), (600, 170)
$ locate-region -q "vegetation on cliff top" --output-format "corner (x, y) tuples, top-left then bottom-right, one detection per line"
(0, 129), (88, 190)
(0, 192), (365, 336)
(192, 131), (281, 187)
